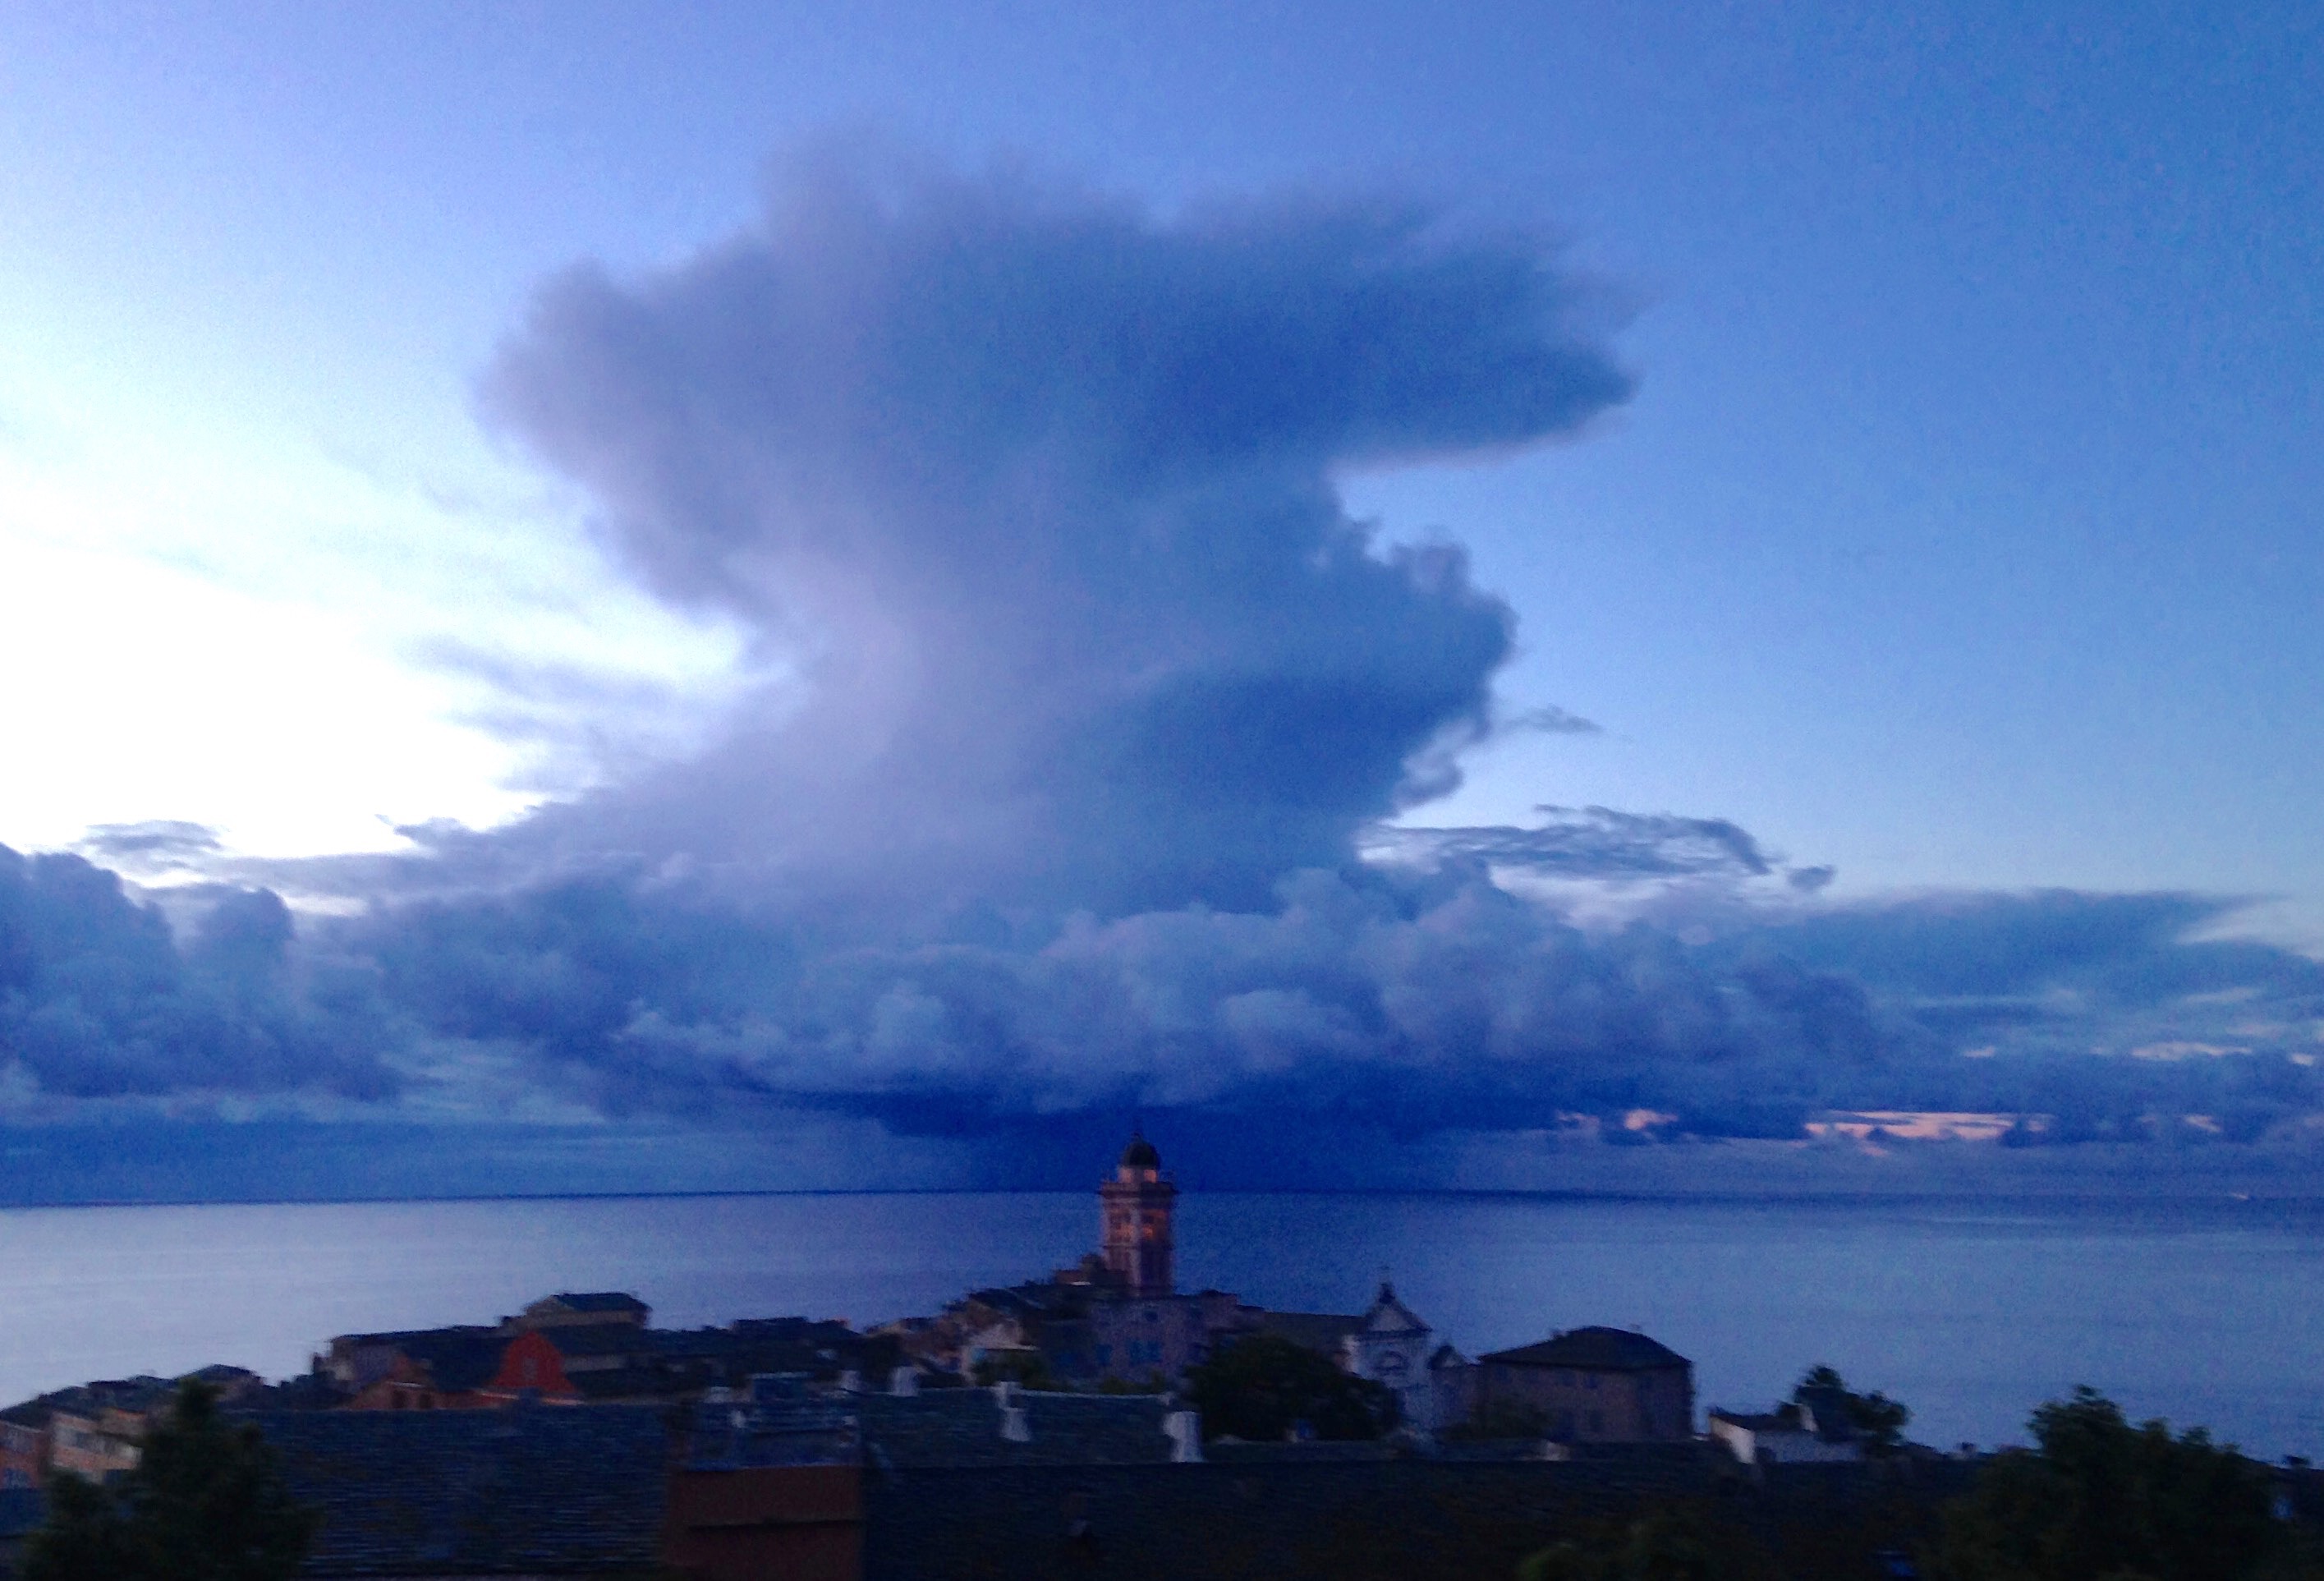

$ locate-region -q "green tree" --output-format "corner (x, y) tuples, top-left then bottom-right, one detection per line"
(22, 1380), (316, 1581)
(1518, 1509), (1732, 1581)
(1792, 1363), (1911, 1454)
(1182, 1333), (1400, 1442)
(1934, 1386), (2280, 1581)
(969, 1349), (1059, 1390)
(1444, 1397), (1551, 1442)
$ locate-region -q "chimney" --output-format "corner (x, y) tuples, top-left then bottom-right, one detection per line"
(889, 1366), (920, 1397)
(1164, 1410), (1204, 1464)
(991, 1381), (1018, 1408)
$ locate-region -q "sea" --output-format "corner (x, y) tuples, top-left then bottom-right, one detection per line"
(1, 1189), (2317, 1459)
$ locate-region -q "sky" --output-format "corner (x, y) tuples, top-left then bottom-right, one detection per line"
(0, 2), (2319, 1196)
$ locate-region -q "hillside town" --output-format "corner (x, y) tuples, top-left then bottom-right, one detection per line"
(1, 1137), (2317, 1579)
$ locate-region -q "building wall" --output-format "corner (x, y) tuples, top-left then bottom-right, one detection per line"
(1087, 1297), (1210, 1381)
(1346, 1331), (1436, 1432)
(1473, 1363), (1694, 1443)
(664, 1464), (863, 1581)
(0, 1421), (44, 1488)
(45, 1414), (139, 1479)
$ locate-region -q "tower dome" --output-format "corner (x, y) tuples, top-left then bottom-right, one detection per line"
(1119, 1133), (1161, 1171)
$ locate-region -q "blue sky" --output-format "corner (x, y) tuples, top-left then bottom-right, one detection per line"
(0, 3), (2319, 1191)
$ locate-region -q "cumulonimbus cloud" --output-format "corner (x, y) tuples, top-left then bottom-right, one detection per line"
(469, 149), (1633, 921)
(10, 149), (2322, 1174)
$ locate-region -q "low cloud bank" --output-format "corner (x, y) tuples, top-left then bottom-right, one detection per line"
(11, 835), (2321, 1170)
(7, 152), (2320, 1187)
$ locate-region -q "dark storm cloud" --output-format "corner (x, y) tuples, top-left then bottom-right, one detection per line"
(0, 845), (397, 1105)
(1368, 806), (1775, 880)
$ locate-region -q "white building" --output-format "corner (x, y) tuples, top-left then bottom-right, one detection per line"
(1706, 1398), (1865, 1464)
(1342, 1283), (1472, 1434)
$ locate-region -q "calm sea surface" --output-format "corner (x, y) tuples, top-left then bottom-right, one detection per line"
(1, 1191), (2317, 1459)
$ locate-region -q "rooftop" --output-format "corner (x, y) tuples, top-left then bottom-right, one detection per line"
(249, 1404), (669, 1576)
(859, 1388), (1180, 1468)
(1478, 1327), (1691, 1372)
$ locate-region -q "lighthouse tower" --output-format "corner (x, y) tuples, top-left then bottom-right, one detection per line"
(1099, 1133), (1177, 1298)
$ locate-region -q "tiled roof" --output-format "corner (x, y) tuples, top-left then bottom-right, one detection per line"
(333, 1325), (501, 1349)
(857, 1390), (1178, 1468)
(860, 1456), (1968, 1580)
(1206, 1440), (1400, 1463)
(248, 1404), (670, 1576)
(1478, 1326), (1691, 1372)
(539, 1293), (650, 1314)
(390, 1331), (511, 1394)
(686, 1395), (859, 1468)
(862, 1459), (1714, 1580)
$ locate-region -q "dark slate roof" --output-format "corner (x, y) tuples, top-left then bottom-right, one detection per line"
(686, 1394), (859, 1468)
(540, 1294), (650, 1315)
(1206, 1440), (1399, 1464)
(235, 1375), (347, 1413)
(862, 1459), (1719, 1581)
(335, 1325), (501, 1349)
(250, 1405), (669, 1576)
(861, 1456), (1968, 1581)
(857, 1390), (1178, 1468)
(1478, 1326), (1691, 1372)
(391, 1331), (511, 1394)
(0, 1487), (45, 1541)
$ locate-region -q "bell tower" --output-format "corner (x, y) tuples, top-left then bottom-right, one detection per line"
(1099, 1132), (1177, 1298)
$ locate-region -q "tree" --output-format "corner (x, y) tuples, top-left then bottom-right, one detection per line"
(1518, 1508), (1736, 1581)
(1793, 1363), (1911, 1454)
(1934, 1386), (2281, 1581)
(1444, 1396), (1551, 1442)
(969, 1349), (1059, 1390)
(1181, 1333), (1400, 1442)
(22, 1380), (316, 1581)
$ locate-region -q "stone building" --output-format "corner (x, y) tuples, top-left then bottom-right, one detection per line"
(1470, 1326), (1694, 1444)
